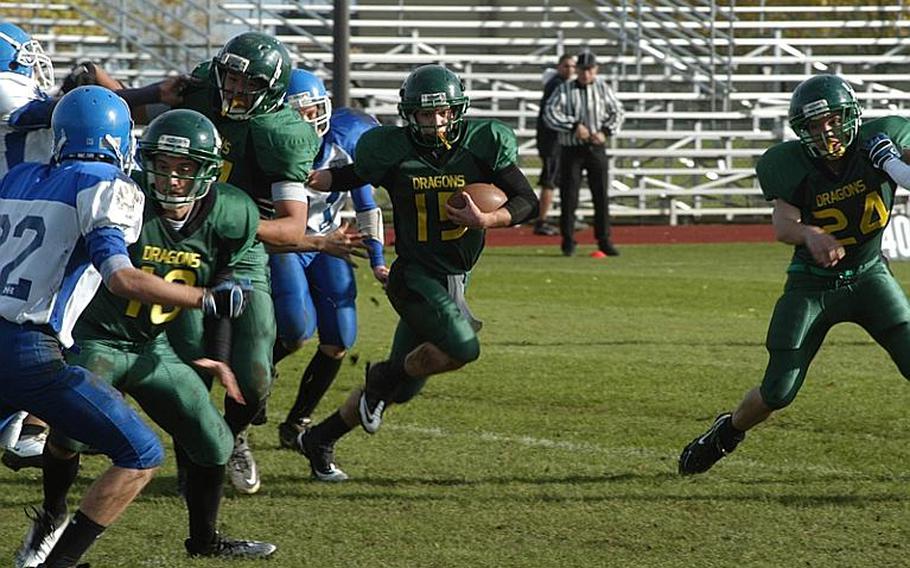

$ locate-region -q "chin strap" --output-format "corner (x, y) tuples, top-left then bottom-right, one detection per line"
(437, 130), (452, 150)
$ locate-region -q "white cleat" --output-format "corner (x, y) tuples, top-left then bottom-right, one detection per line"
(227, 430), (260, 495)
(15, 507), (69, 568)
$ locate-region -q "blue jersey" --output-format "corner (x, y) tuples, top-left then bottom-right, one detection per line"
(0, 160), (144, 346)
(305, 107), (380, 235)
(0, 72), (54, 177)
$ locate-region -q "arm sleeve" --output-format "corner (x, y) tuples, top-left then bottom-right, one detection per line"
(882, 159), (910, 188)
(328, 164), (369, 192)
(600, 81), (625, 134)
(117, 83), (162, 109)
(84, 226), (133, 281)
(203, 271), (234, 363)
(493, 164), (539, 226)
(8, 98), (57, 130)
(543, 83), (576, 132)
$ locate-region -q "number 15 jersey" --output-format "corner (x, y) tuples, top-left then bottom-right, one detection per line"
(757, 115), (910, 271)
(353, 119), (518, 275)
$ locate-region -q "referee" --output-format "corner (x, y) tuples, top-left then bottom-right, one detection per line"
(544, 51), (624, 257)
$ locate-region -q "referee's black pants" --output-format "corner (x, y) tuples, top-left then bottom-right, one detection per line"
(559, 143), (611, 248)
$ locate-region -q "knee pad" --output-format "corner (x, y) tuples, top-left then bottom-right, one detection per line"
(449, 337), (480, 366)
(760, 351), (805, 410)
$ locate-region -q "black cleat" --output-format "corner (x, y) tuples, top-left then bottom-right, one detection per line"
(533, 220), (558, 236)
(599, 241), (620, 257)
(297, 429), (348, 482)
(278, 417), (311, 450)
(678, 413), (744, 476)
(185, 533), (277, 559)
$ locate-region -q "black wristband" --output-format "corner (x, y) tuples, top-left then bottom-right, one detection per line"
(204, 315), (232, 363)
(329, 164), (366, 192)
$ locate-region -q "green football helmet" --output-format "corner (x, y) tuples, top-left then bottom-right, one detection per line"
(139, 109), (223, 209)
(210, 32), (290, 120)
(397, 64), (470, 149)
(788, 74), (861, 161)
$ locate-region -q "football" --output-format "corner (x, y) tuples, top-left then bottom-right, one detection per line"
(447, 183), (508, 213)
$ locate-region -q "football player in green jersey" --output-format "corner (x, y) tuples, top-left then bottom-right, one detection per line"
(175, 31), (365, 494)
(45, 109), (277, 559)
(299, 64), (538, 480)
(679, 74), (910, 475)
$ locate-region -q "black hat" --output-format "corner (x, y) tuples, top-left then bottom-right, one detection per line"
(577, 51), (597, 68)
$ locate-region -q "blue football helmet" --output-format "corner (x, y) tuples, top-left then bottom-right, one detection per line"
(0, 23), (53, 91)
(286, 69), (332, 137)
(51, 86), (135, 172)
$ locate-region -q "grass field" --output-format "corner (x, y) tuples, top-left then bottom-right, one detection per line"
(2, 241), (910, 567)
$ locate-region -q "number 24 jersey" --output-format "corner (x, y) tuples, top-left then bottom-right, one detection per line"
(757, 115), (910, 270)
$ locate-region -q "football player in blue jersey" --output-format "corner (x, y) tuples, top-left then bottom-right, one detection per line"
(0, 22), (55, 178)
(271, 70), (387, 479)
(0, 25), (194, 472)
(3, 85), (250, 568)
(0, 22), (58, 470)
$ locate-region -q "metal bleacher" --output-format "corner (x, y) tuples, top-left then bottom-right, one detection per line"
(4, 1), (910, 223)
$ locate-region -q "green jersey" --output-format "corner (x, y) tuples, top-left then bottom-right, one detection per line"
(74, 181), (260, 343)
(757, 115), (910, 271)
(354, 119), (519, 274)
(181, 62), (320, 218)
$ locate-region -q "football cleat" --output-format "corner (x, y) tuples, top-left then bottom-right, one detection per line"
(3, 426), (48, 471)
(277, 417), (311, 450)
(0, 411), (27, 449)
(297, 429), (348, 482)
(532, 220), (558, 236)
(185, 533), (276, 559)
(358, 363), (387, 435)
(227, 430), (260, 495)
(678, 413), (744, 476)
(15, 507), (69, 568)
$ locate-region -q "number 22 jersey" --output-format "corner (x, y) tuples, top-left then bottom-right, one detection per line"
(0, 160), (144, 347)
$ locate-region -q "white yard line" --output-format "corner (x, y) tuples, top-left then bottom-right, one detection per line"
(385, 423), (884, 479)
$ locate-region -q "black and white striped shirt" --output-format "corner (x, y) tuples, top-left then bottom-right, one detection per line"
(543, 77), (624, 147)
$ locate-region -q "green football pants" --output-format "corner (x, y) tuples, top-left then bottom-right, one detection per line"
(760, 262), (910, 409)
(385, 260), (481, 403)
(60, 335), (233, 467)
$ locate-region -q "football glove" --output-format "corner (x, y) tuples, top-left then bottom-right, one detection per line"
(864, 133), (901, 170)
(201, 278), (253, 319)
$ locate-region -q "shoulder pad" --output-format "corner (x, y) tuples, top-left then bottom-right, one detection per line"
(860, 115), (910, 149)
(191, 61), (211, 80)
(0, 72), (41, 119)
(327, 107), (380, 155)
(249, 108), (320, 182)
(353, 126), (411, 184)
(756, 141), (812, 203)
(461, 119), (519, 172)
